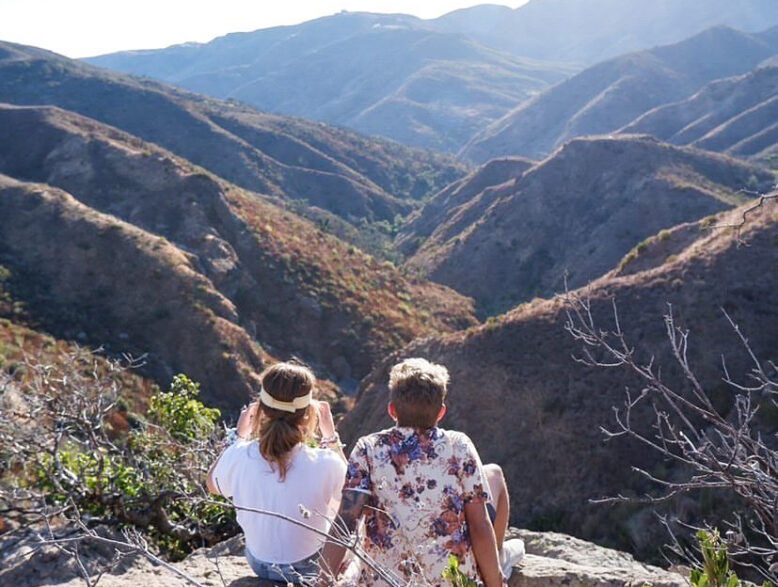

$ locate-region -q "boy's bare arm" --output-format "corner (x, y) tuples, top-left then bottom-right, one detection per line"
(465, 500), (506, 587)
(318, 490), (370, 584)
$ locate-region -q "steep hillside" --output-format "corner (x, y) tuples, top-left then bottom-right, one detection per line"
(462, 26), (778, 163)
(0, 41), (464, 225)
(85, 12), (571, 153)
(0, 175), (265, 408)
(621, 64), (778, 164)
(0, 263), (157, 409)
(405, 136), (775, 316)
(433, 0), (778, 65)
(396, 156), (535, 257)
(0, 104), (476, 401)
(342, 198), (778, 557)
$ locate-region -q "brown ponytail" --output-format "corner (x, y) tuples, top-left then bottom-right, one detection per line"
(252, 362), (317, 480)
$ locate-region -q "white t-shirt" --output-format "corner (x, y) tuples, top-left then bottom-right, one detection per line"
(212, 440), (347, 563)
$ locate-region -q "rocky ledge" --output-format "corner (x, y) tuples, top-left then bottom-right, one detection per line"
(0, 528), (685, 586)
(509, 529), (685, 587)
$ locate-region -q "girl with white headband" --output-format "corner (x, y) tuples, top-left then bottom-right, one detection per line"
(206, 361), (347, 584)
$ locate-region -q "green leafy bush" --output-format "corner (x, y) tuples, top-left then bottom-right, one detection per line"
(148, 374), (220, 441)
(690, 530), (773, 587)
(442, 555), (480, 587)
(1, 352), (236, 559)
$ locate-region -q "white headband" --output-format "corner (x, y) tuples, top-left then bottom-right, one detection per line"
(259, 389), (312, 413)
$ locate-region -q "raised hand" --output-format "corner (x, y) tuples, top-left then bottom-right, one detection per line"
(236, 401), (259, 439)
(313, 399), (336, 439)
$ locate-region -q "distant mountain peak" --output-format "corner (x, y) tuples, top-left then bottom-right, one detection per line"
(462, 24), (778, 163)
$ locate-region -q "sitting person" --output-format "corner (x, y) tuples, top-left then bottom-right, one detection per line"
(319, 358), (523, 587)
(207, 361), (347, 585)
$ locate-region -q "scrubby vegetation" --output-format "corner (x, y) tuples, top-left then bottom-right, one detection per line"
(0, 350), (237, 560)
(227, 188), (476, 359)
(688, 530), (773, 587)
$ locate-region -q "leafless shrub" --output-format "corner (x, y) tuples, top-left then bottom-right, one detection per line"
(564, 291), (777, 581)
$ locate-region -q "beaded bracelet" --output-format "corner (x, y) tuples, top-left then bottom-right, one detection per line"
(319, 433), (345, 449)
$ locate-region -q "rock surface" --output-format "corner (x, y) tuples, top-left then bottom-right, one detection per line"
(0, 528), (685, 587)
(511, 529), (685, 587)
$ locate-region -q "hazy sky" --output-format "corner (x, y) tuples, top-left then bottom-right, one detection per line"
(1, 0), (530, 58)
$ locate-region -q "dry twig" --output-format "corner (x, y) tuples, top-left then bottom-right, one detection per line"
(564, 290), (777, 581)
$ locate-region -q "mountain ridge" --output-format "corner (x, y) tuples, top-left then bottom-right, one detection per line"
(404, 135), (775, 316)
(82, 2), (778, 153)
(620, 63), (778, 165)
(462, 25), (778, 163)
(0, 103), (476, 404)
(84, 12), (573, 153)
(433, 0), (778, 65)
(0, 40), (465, 227)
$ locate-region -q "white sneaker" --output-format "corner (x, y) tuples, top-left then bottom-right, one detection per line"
(499, 538), (525, 579)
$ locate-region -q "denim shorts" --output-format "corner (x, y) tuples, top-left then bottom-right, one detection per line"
(245, 548), (320, 584)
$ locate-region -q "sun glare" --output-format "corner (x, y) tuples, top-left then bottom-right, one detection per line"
(0, 0), (530, 58)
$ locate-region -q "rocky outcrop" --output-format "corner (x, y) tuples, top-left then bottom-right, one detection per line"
(511, 529), (685, 587)
(0, 528), (685, 587)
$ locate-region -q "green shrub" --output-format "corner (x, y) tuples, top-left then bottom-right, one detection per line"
(6, 362), (235, 560)
(692, 529), (736, 587)
(690, 529), (773, 587)
(442, 555), (479, 587)
(701, 215), (719, 228)
(148, 374), (220, 441)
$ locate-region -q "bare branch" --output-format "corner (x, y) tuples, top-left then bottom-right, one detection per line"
(564, 288), (778, 581)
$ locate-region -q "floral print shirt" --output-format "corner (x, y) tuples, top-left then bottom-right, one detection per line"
(343, 426), (492, 587)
